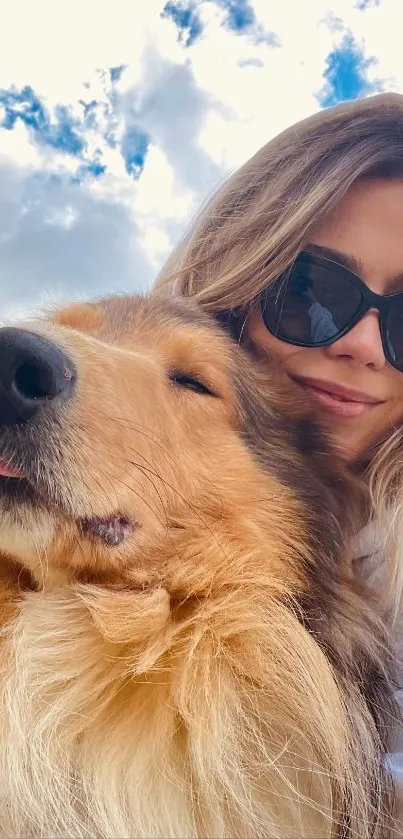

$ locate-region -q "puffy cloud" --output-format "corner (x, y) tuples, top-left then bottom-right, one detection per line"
(0, 162), (152, 320)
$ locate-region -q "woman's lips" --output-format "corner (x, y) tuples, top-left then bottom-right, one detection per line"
(0, 458), (25, 479)
(292, 376), (385, 419)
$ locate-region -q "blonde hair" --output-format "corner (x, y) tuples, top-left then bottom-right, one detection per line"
(153, 92), (403, 622)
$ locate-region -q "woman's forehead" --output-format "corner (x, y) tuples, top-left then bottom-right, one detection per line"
(305, 179), (403, 295)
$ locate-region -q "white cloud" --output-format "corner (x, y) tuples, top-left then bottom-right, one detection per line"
(0, 1), (166, 106)
(0, 121), (40, 168)
(0, 161), (152, 317)
(44, 204), (79, 230)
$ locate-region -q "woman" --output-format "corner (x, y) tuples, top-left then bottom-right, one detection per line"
(154, 92), (403, 826)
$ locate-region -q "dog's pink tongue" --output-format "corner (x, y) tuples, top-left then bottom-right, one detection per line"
(0, 458), (24, 479)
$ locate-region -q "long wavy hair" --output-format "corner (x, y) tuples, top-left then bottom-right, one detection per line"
(153, 92), (403, 623)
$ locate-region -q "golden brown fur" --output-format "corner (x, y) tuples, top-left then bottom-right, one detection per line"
(0, 294), (398, 837)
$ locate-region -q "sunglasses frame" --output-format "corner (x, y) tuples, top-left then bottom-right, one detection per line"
(260, 251), (403, 372)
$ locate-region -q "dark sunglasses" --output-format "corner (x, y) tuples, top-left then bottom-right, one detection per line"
(260, 251), (403, 372)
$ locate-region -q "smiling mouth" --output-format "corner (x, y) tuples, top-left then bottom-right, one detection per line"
(291, 377), (384, 419)
(0, 454), (138, 550)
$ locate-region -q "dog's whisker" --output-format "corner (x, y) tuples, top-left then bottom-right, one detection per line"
(123, 461), (170, 527)
(115, 477), (169, 531)
(97, 415), (167, 449)
(123, 459), (231, 564)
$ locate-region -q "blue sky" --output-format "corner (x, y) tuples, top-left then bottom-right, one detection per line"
(0, 0), (400, 316)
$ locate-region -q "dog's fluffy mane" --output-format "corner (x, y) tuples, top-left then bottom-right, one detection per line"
(0, 294), (398, 838)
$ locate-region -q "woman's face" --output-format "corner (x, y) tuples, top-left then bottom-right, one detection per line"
(245, 178), (403, 461)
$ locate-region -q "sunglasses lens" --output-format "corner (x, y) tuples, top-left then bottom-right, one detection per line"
(384, 298), (403, 371)
(262, 258), (363, 346)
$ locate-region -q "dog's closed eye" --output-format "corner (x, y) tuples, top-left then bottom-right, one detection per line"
(169, 371), (217, 397)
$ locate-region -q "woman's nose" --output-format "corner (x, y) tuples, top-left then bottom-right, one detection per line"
(325, 310), (386, 370)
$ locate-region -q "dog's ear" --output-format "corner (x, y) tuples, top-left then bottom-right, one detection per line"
(53, 302), (102, 332)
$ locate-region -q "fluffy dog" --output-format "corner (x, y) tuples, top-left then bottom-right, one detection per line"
(0, 294), (397, 838)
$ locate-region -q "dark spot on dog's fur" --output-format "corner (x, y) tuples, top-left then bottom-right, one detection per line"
(81, 515), (137, 546)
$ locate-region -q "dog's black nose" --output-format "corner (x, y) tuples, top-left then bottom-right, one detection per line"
(0, 328), (76, 426)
